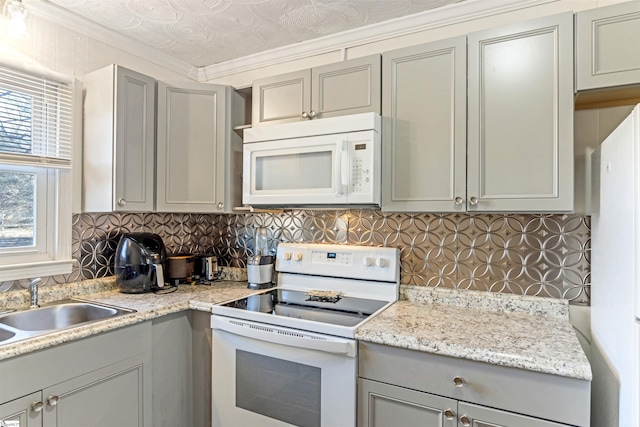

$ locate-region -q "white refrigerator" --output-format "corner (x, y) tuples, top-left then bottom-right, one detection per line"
(591, 104), (640, 427)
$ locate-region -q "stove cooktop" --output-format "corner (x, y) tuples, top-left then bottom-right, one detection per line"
(214, 287), (389, 330)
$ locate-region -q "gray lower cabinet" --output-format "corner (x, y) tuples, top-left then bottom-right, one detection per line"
(156, 81), (241, 213)
(467, 12), (574, 212)
(381, 35), (467, 212)
(151, 310), (212, 427)
(358, 342), (590, 427)
(252, 54), (381, 126)
(0, 392), (42, 426)
(359, 379), (457, 427)
(359, 379), (567, 427)
(0, 323), (152, 427)
(576, 1), (640, 91)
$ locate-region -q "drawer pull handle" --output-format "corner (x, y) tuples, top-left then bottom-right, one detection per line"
(31, 401), (44, 412)
(453, 376), (464, 387)
(444, 408), (455, 420)
(460, 415), (471, 426)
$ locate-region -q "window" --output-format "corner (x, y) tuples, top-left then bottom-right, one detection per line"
(0, 64), (73, 281)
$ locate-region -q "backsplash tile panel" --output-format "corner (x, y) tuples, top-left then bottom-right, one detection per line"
(0, 211), (590, 305)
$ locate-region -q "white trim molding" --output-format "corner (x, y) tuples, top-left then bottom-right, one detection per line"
(24, 0), (559, 82)
(199, 0), (559, 81)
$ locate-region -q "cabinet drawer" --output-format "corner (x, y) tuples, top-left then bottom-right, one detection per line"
(358, 342), (589, 426)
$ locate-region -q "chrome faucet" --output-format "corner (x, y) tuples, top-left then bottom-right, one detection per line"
(29, 278), (42, 309)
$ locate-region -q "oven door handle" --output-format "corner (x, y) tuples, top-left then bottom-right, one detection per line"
(211, 316), (356, 357)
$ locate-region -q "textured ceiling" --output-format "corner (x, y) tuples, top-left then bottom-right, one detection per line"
(43, 0), (464, 67)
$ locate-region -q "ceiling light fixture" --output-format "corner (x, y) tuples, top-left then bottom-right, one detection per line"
(3, 0), (28, 38)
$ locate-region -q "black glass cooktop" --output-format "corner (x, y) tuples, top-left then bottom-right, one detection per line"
(219, 288), (389, 327)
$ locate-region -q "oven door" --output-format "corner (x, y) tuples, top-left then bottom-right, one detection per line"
(211, 316), (357, 427)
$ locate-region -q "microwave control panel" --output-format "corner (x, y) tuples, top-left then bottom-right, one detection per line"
(350, 140), (372, 194)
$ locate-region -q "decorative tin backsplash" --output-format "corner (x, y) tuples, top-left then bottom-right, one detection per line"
(1, 211), (590, 305)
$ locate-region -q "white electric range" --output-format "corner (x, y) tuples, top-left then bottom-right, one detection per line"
(211, 242), (400, 427)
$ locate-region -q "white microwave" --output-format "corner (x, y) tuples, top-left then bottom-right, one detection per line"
(242, 113), (381, 207)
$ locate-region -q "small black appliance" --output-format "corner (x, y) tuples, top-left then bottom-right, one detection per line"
(115, 233), (167, 293)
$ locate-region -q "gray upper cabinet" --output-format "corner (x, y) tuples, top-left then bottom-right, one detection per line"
(83, 65), (156, 212)
(381, 36), (467, 212)
(156, 81), (240, 213)
(467, 12), (574, 212)
(576, 1), (640, 91)
(252, 69), (312, 127)
(252, 55), (381, 127)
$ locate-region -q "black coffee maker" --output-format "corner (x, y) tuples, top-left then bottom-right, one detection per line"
(115, 233), (167, 293)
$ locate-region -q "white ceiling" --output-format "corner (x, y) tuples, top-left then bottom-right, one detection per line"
(41, 0), (464, 68)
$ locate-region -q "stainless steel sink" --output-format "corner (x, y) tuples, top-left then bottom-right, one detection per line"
(0, 328), (16, 343)
(0, 300), (135, 346)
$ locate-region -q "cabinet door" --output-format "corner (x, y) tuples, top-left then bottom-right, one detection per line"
(42, 354), (150, 427)
(382, 36), (467, 212)
(467, 13), (574, 212)
(0, 392), (43, 427)
(114, 66), (156, 212)
(252, 69), (312, 127)
(458, 402), (566, 427)
(312, 54), (381, 119)
(156, 82), (229, 213)
(576, 1), (640, 91)
(358, 379), (457, 427)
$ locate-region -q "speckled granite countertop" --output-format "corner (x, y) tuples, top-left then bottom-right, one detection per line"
(0, 276), (258, 361)
(355, 286), (592, 381)
(0, 279), (591, 382)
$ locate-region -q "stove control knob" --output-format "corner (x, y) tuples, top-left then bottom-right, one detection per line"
(283, 252), (292, 260)
(375, 257), (385, 268)
(362, 257), (372, 267)
(294, 252), (303, 261)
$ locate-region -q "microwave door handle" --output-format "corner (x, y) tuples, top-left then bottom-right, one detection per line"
(335, 141), (348, 195)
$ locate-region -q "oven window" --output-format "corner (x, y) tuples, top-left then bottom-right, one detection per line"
(236, 350), (321, 427)
(255, 151), (332, 191)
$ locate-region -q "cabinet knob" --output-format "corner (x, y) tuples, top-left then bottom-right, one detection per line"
(469, 196), (478, 206)
(47, 395), (59, 407)
(309, 110), (317, 118)
(460, 415), (471, 426)
(444, 408), (455, 420)
(453, 376), (464, 387)
(301, 111), (309, 119)
(31, 401), (44, 412)
(118, 198), (126, 207)
(454, 196), (463, 205)
(217, 202), (224, 210)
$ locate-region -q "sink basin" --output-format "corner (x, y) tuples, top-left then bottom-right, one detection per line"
(0, 300), (135, 346)
(0, 301), (130, 331)
(0, 328), (15, 343)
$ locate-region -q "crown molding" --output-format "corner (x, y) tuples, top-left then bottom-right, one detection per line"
(23, 0), (559, 83)
(200, 0), (559, 82)
(23, 0), (199, 80)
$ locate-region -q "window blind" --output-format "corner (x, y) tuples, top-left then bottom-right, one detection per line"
(0, 64), (73, 169)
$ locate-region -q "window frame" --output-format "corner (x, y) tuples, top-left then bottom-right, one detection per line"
(0, 63), (74, 282)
